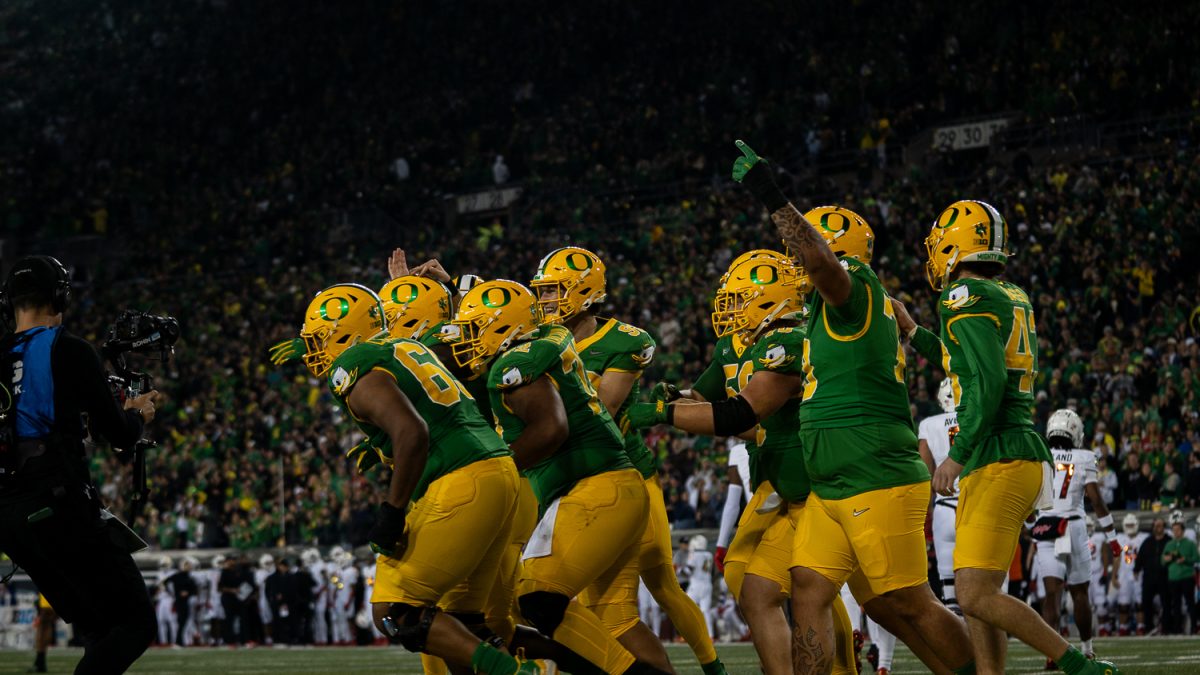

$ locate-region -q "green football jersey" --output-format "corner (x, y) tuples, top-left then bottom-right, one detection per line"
(938, 277), (1052, 477)
(747, 326), (810, 502)
(800, 259), (927, 495)
(419, 322), (493, 421)
(489, 324), (632, 505)
(692, 333), (776, 491)
(575, 318), (658, 479)
(327, 338), (509, 501)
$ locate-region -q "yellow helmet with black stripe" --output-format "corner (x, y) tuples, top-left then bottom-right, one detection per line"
(379, 275), (453, 341)
(299, 283), (386, 377)
(925, 199), (1009, 291)
(530, 246), (606, 324)
(712, 256), (805, 343)
(450, 280), (540, 371)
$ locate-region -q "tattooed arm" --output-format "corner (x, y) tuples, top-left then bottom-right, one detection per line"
(770, 204), (852, 307)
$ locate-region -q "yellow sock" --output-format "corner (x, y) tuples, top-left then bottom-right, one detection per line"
(420, 654), (449, 675)
(832, 595), (857, 675)
(644, 564), (718, 664)
(552, 601), (636, 675)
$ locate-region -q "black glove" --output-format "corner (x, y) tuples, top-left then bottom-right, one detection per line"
(368, 502), (408, 558)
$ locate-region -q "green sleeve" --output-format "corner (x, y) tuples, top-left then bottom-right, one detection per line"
(1163, 541), (1177, 566)
(910, 326), (944, 364)
(609, 329), (656, 372)
(946, 316), (1007, 465)
(691, 360), (726, 401)
(824, 265), (869, 329)
(489, 340), (559, 391)
(1186, 540), (1200, 565)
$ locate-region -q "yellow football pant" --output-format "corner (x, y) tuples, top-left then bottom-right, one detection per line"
(723, 482), (776, 600)
(580, 474), (718, 664)
(955, 459), (1044, 571)
(521, 469), (648, 675)
(373, 456), (519, 609)
(792, 481), (930, 598)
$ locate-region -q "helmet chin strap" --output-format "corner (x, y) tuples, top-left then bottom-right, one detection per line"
(747, 298), (794, 343)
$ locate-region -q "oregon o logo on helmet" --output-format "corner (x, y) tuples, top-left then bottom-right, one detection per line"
(391, 283), (419, 305)
(564, 251), (594, 272)
(482, 286), (512, 308)
(319, 297), (351, 321)
(940, 207), (960, 229)
(749, 264), (778, 285)
(820, 211), (852, 238)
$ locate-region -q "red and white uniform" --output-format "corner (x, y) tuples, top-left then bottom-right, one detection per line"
(1034, 449), (1097, 585)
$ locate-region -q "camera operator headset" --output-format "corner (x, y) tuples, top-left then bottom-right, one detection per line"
(0, 256), (160, 675)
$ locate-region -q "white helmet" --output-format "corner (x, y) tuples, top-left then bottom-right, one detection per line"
(689, 535), (709, 552)
(259, 553), (275, 571)
(1046, 409), (1084, 448)
(211, 554), (227, 569)
(329, 546), (346, 563)
(1085, 515), (1095, 535)
(301, 548), (321, 566)
(158, 555), (174, 571)
(1122, 513), (1140, 536)
(181, 556), (198, 571)
(937, 379), (955, 413)
(1169, 509), (1185, 526)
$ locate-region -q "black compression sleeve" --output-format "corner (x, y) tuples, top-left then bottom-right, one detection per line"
(711, 395), (758, 436)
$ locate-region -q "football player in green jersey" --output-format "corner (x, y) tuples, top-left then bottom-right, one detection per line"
(376, 274), (607, 675)
(905, 200), (1118, 675)
(297, 283), (538, 675)
(531, 246), (724, 675)
(627, 255), (858, 675)
(732, 140), (974, 675)
(450, 280), (668, 675)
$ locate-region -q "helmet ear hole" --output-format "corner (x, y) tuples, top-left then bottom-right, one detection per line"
(941, 245), (954, 255)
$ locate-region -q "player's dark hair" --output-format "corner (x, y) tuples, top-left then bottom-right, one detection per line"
(11, 289), (56, 312)
(956, 261), (1005, 279)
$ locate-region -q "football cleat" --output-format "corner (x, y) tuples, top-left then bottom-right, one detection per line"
(379, 275), (454, 341)
(450, 280), (540, 371)
(803, 206), (875, 264)
(299, 283), (387, 377)
(530, 246), (606, 324)
(924, 199), (1009, 290)
(711, 255), (805, 343)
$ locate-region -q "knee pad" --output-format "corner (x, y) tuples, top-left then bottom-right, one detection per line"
(379, 603), (440, 653)
(446, 611), (505, 649)
(518, 592), (569, 637)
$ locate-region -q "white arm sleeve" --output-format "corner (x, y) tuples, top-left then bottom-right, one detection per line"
(717, 484), (744, 548)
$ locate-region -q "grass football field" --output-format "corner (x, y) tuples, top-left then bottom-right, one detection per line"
(3, 638), (1198, 674)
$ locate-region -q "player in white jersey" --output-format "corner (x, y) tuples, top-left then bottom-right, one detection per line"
(332, 551), (359, 645)
(715, 441), (751, 574)
(203, 555), (226, 645)
(686, 535), (716, 639)
(1032, 409), (1121, 663)
(255, 554), (275, 645)
(917, 379), (961, 612)
(301, 548), (329, 645)
(1114, 514), (1147, 634)
(1084, 518), (1114, 635)
(155, 556), (178, 646)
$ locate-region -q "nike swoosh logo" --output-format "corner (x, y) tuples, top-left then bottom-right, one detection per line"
(588, 349), (603, 355)
(853, 508), (870, 517)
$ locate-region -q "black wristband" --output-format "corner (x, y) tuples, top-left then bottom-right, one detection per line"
(740, 163), (790, 213)
(665, 402), (675, 426)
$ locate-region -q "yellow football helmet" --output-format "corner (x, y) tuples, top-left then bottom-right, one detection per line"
(379, 275), (452, 341)
(802, 206), (875, 263)
(925, 199), (1009, 290)
(450, 279), (541, 371)
(529, 246), (607, 323)
(712, 257), (804, 342)
(299, 283), (387, 377)
(723, 248), (813, 296)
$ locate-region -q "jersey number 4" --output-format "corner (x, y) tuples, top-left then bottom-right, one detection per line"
(1004, 306), (1037, 393)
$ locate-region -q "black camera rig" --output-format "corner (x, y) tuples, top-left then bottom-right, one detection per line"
(101, 311), (179, 521)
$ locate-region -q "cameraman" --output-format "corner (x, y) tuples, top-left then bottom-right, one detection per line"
(0, 256), (160, 674)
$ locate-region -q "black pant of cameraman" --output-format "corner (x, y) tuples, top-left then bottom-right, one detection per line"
(0, 471), (153, 675)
